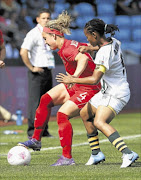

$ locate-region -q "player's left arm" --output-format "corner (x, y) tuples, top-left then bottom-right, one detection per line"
(56, 64), (106, 85)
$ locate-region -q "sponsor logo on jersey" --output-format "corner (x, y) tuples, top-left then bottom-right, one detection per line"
(70, 40), (78, 47)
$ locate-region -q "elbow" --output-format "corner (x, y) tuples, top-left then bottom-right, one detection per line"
(20, 49), (23, 57)
(20, 48), (27, 57)
(95, 79), (100, 85)
(20, 49), (24, 57)
(91, 78), (100, 85)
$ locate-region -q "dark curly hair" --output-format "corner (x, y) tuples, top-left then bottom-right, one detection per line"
(85, 18), (119, 36)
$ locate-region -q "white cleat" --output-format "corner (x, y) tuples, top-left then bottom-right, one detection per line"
(120, 151), (139, 168)
(85, 152), (105, 165)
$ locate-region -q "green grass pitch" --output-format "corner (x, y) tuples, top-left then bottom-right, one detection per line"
(0, 113), (140, 180)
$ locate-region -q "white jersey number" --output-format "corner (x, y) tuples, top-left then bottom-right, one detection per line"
(77, 92), (87, 102)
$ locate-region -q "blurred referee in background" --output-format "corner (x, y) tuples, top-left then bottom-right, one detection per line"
(20, 8), (55, 139)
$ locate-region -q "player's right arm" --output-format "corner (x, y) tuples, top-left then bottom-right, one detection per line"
(20, 48), (33, 71)
(20, 48), (44, 73)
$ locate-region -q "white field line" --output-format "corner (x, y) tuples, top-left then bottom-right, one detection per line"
(0, 134), (140, 156)
(36, 134), (141, 152)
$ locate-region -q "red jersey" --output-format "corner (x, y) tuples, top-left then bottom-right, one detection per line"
(58, 39), (101, 90)
(0, 30), (4, 45)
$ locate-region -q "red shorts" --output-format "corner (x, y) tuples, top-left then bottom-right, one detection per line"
(64, 84), (100, 109)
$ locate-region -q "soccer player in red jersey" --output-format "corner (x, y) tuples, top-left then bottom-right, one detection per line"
(19, 11), (101, 166)
(0, 30), (6, 68)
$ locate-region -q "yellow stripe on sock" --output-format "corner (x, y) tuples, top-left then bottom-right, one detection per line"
(88, 136), (98, 142)
(112, 137), (122, 146)
(90, 141), (99, 146)
(91, 145), (100, 150)
(107, 105), (117, 116)
(119, 145), (127, 152)
(116, 141), (125, 149)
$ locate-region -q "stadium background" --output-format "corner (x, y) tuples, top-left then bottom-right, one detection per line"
(0, 0), (141, 117)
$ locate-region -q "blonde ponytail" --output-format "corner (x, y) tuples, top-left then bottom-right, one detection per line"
(46, 11), (72, 35)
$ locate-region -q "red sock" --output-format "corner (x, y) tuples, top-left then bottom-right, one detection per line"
(57, 112), (73, 158)
(32, 93), (53, 141)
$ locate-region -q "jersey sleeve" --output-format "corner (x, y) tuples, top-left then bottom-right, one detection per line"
(0, 30), (4, 45)
(21, 31), (36, 51)
(94, 46), (111, 70)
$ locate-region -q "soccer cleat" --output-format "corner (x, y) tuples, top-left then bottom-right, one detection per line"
(120, 151), (139, 168)
(18, 138), (41, 151)
(51, 155), (75, 166)
(85, 152), (105, 165)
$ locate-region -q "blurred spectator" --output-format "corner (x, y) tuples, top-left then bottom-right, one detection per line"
(6, 11), (19, 34)
(5, 31), (19, 59)
(47, 0), (58, 19)
(0, 0), (21, 15)
(18, 7), (32, 30)
(66, 0), (97, 16)
(0, 105), (24, 122)
(67, 4), (79, 29)
(116, 0), (141, 15)
(26, 0), (45, 19)
(0, 9), (8, 32)
(0, 9), (7, 26)
(5, 40), (19, 59)
(16, 0), (27, 7)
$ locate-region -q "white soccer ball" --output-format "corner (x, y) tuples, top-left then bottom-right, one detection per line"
(7, 146), (31, 166)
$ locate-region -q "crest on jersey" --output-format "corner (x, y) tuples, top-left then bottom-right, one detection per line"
(70, 40), (78, 47)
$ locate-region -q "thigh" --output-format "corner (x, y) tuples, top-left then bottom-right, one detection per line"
(95, 105), (115, 124)
(47, 83), (70, 106)
(58, 100), (80, 118)
(89, 92), (115, 123)
(80, 102), (96, 120)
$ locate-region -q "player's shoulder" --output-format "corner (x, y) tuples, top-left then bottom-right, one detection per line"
(98, 38), (114, 53)
(61, 39), (79, 58)
(63, 40), (78, 53)
(65, 39), (79, 48)
(64, 39), (87, 52)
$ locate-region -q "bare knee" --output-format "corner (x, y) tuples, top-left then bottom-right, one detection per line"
(94, 119), (104, 131)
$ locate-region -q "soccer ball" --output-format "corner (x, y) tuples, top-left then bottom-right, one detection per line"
(7, 146), (31, 165)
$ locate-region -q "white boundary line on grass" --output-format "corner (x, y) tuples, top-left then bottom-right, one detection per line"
(0, 134), (140, 156)
(37, 134), (141, 152)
